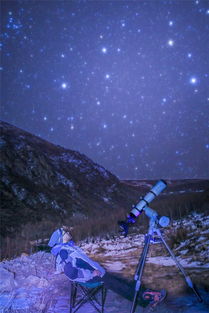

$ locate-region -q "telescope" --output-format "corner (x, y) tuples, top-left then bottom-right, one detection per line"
(118, 179), (202, 313)
(119, 180), (169, 236)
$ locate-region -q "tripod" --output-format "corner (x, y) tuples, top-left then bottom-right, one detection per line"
(130, 206), (203, 313)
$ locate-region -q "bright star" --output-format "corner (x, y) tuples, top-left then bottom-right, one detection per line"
(105, 74), (110, 79)
(102, 47), (107, 54)
(61, 83), (67, 89)
(187, 53), (192, 58)
(190, 77), (197, 84)
(169, 21), (173, 26)
(168, 39), (174, 46)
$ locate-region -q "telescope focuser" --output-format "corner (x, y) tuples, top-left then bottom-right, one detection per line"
(118, 211), (141, 237)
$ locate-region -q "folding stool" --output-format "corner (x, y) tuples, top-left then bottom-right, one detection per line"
(69, 281), (107, 313)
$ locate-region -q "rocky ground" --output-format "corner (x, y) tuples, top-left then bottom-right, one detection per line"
(0, 250), (209, 313)
(0, 213), (209, 313)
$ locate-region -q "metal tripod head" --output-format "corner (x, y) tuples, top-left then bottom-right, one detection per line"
(143, 205), (170, 235)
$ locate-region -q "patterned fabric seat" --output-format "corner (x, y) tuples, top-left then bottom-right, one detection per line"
(70, 281), (107, 313)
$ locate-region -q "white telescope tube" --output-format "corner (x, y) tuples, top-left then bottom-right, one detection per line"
(131, 180), (167, 217)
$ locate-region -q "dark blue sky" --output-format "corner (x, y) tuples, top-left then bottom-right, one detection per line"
(1, 0), (209, 179)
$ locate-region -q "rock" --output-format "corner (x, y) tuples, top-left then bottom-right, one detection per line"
(38, 277), (49, 288)
(23, 275), (49, 288)
(0, 267), (16, 291)
(21, 252), (29, 258)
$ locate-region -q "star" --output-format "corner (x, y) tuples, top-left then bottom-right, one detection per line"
(190, 77), (197, 84)
(102, 47), (107, 54)
(61, 83), (67, 89)
(168, 39), (174, 46)
(67, 116), (74, 121)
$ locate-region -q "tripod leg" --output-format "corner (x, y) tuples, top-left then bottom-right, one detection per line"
(130, 234), (151, 313)
(156, 229), (202, 302)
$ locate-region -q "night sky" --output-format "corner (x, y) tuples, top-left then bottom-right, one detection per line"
(1, 0), (209, 180)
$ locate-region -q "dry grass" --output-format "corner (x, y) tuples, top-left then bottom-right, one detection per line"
(168, 227), (189, 249)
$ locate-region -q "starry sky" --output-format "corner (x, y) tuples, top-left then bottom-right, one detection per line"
(1, 0), (209, 180)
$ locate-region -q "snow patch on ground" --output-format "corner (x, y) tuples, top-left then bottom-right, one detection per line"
(146, 256), (209, 268)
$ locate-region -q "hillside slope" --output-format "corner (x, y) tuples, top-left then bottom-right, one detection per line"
(0, 121), (138, 238)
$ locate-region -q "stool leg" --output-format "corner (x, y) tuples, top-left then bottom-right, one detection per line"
(101, 286), (107, 313)
(70, 282), (77, 313)
(69, 283), (73, 313)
